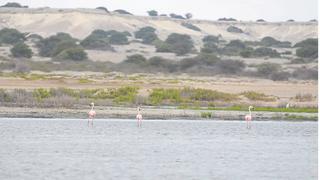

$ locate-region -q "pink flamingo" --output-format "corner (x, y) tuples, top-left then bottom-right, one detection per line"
(88, 102), (96, 126)
(136, 106), (143, 127)
(245, 106), (253, 129)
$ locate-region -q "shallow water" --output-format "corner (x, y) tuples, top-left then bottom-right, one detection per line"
(0, 118), (317, 180)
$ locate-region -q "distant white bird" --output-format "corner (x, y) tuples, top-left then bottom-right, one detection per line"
(245, 106), (254, 129)
(136, 106), (142, 127)
(88, 102), (96, 126)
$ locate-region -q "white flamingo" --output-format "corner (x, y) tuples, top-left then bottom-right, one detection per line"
(245, 106), (254, 129)
(136, 106), (142, 127)
(88, 102), (96, 126)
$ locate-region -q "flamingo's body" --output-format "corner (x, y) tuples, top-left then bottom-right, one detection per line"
(136, 106), (142, 127)
(245, 106), (253, 129)
(88, 102), (96, 125)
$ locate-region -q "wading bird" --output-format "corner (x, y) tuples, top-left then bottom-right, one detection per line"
(88, 102), (96, 126)
(136, 106), (142, 127)
(245, 106), (254, 129)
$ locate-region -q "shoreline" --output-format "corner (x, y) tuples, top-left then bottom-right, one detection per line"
(0, 106), (317, 121)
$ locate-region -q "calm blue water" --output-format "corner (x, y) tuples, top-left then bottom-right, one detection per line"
(0, 118), (317, 180)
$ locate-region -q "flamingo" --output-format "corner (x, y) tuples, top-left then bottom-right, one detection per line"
(136, 106), (143, 127)
(88, 102), (96, 126)
(245, 106), (254, 129)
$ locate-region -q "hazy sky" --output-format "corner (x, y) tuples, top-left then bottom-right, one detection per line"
(1, 0), (318, 21)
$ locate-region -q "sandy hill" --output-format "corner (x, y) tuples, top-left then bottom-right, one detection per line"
(0, 8), (317, 44)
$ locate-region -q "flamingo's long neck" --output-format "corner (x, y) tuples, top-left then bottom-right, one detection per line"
(91, 104), (94, 111)
(249, 108), (252, 116)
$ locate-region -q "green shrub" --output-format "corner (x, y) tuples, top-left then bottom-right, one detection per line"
(294, 38), (318, 48)
(201, 42), (218, 53)
(149, 88), (181, 105)
(164, 33), (194, 55)
(256, 63), (280, 76)
(253, 47), (280, 57)
(223, 40), (246, 55)
(169, 13), (185, 19)
(181, 22), (201, 31)
(270, 71), (290, 81)
(113, 9), (133, 15)
(37, 33), (77, 57)
(109, 31), (128, 45)
(147, 10), (158, 16)
(0, 89), (12, 102)
(202, 35), (219, 44)
(0, 28), (25, 44)
(296, 46), (318, 58)
(218, 17), (237, 21)
(241, 91), (276, 101)
(1, 2), (27, 8)
(56, 47), (87, 61)
(227, 26), (243, 33)
(81, 29), (128, 49)
(124, 54), (147, 64)
(200, 112), (212, 118)
(292, 68), (318, 80)
(96, 7), (109, 13)
(260, 36), (291, 48)
(154, 40), (171, 52)
(134, 27), (158, 44)
(215, 60), (245, 74)
(10, 42), (33, 58)
(33, 88), (51, 101)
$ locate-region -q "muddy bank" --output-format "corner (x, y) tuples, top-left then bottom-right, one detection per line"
(0, 106), (317, 121)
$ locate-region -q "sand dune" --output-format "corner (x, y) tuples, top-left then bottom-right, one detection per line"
(0, 8), (317, 43)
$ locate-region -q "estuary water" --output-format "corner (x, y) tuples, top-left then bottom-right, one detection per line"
(0, 118), (317, 180)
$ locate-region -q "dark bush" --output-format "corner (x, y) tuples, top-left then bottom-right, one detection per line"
(223, 40), (246, 55)
(287, 19), (295, 22)
(96, 7), (109, 13)
(218, 17), (237, 21)
(56, 47), (87, 61)
(185, 13), (193, 19)
(202, 35), (219, 44)
(154, 40), (171, 52)
(147, 10), (158, 16)
(181, 22), (201, 31)
(148, 56), (177, 72)
(256, 19), (266, 22)
(294, 38), (318, 48)
(124, 54), (147, 64)
(169, 13), (185, 19)
(309, 19), (317, 22)
(215, 60), (245, 74)
(81, 29), (128, 49)
(227, 26), (243, 33)
(256, 63), (280, 76)
(270, 71), (290, 81)
(0, 28), (25, 44)
(37, 32), (77, 57)
(292, 68), (318, 80)
(1, 2), (27, 8)
(113, 9), (133, 15)
(134, 26), (158, 44)
(260, 36), (291, 48)
(296, 46), (318, 58)
(253, 47), (280, 57)
(240, 48), (254, 58)
(201, 42), (218, 53)
(164, 33), (194, 55)
(10, 42), (33, 58)
(109, 31), (128, 45)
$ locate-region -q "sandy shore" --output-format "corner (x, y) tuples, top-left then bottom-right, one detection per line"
(0, 106), (317, 121)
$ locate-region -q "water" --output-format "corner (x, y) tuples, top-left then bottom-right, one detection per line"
(0, 118), (317, 180)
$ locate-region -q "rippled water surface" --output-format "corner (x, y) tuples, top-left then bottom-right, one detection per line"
(0, 118), (317, 180)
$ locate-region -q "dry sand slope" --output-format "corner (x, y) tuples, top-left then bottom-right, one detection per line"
(0, 8), (317, 44)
